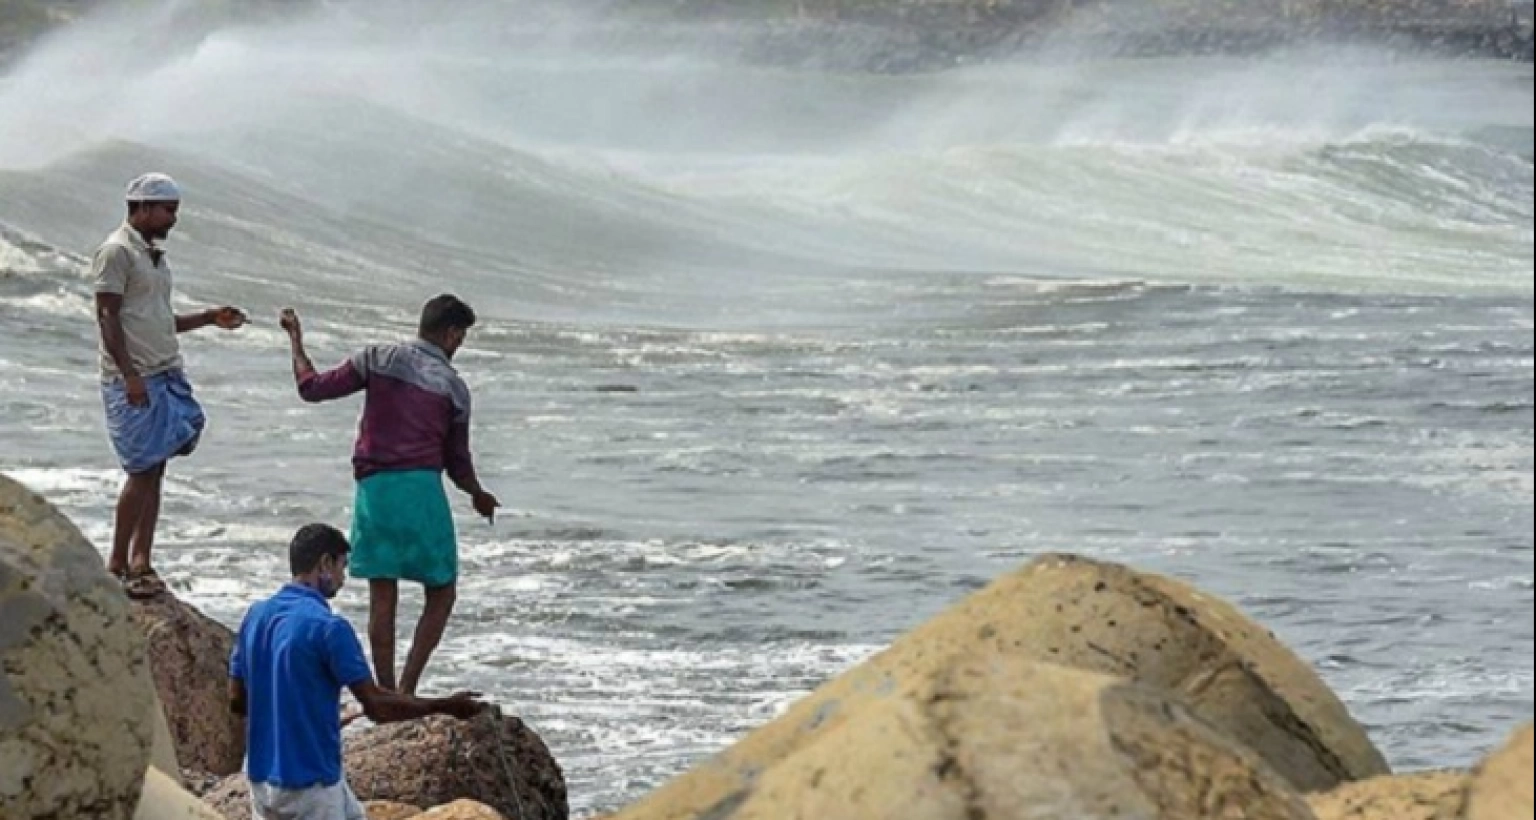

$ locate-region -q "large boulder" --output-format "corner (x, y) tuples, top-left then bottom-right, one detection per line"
(134, 766), (228, 820)
(346, 709), (567, 820)
(0, 474), (156, 820)
(909, 553), (1388, 790)
(1307, 771), (1466, 820)
(201, 710), (565, 820)
(1462, 723), (1533, 820)
(602, 553), (1384, 819)
(609, 656), (1314, 820)
(129, 589), (246, 776)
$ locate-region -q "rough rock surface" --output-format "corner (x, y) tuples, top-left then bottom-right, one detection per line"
(346, 709), (567, 820)
(181, 768), (225, 798)
(366, 800), (426, 820)
(1307, 771), (1466, 819)
(418, 800), (508, 819)
(129, 589), (246, 776)
(202, 710), (565, 820)
(1463, 723), (1533, 820)
(608, 657), (1314, 820)
(910, 553), (1390, 790)
(0, 473), (156, 820)
(198, 773), (248, 820)
(601, 552), (1386, 819)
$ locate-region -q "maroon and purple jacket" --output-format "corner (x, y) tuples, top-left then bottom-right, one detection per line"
(298, 339), (478, 488)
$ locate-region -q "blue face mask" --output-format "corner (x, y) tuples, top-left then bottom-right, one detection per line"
(315, 562), (343, 598)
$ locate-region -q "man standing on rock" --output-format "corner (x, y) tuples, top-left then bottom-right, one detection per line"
(229, 523), (486, 820)
(279, 295), (498, 695)
(94, 172), (247, 599)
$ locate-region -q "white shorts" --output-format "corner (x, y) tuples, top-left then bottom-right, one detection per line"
(248, 779), (366, 820)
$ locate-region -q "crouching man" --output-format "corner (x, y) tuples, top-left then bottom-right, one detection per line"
(228, 523), (486, 820)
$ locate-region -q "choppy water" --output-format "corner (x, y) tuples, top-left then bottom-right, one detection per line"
(1, 2), (1532, 815)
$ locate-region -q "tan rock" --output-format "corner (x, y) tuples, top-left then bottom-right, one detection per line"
(915, 553), (1387, 790)
(366, 800), (425, 820)
(418, 799), (507, 819)
(129, 589), (246, 776)
(1307, 770), (1466, 819)
(133, 766), (227, 820)
(614, 657), (1314, 820)
(604, 553), (1384, 820)
(1464, 723), (1533, 820)
(0, 474), (156, 820)
(346, 708), (566, 820)
(149, 692), (183, 786)
(197, 772), (250, 820)
(179, 768), (225, 799)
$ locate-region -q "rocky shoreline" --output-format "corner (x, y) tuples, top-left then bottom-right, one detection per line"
(4, 470), (1534, 818)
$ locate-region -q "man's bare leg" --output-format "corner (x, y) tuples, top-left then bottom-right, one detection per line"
(109, 463), (164, 577)
(128, 463), (165, 575)
(398, 583), (456, 697)
(368, 579), (400, 691)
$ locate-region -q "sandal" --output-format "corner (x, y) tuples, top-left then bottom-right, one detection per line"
(123, 568), (168, 600)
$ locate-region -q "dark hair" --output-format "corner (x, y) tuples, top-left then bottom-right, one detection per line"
(419, 294), (476, 338)
(289, 523), (351, 575)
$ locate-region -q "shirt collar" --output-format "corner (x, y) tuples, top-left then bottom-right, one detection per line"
(119, 222), (154, 251)
(118, 223), (165, 266)
(409, 338), (453, 366)
(280, 582), (331, 609)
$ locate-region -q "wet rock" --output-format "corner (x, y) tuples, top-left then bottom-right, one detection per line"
(128, 589), (246, 776)
(0, 473), (156, 820)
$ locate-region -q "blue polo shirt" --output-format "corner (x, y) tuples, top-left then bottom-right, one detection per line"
(229, 583), (373, 789)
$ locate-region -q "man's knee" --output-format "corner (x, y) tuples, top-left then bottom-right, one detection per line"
(424, 582), (457, 610)
(368, 580), (399, 609)
(127, 462), (167, 484)
(126, 463), (165, 488)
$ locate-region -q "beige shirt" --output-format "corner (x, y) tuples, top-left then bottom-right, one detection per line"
(92, 224), (183, 380)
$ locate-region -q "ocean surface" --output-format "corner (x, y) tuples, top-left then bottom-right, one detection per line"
(1, 2), (1532, 815)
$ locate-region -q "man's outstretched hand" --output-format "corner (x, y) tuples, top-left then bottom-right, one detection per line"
(472, 490), (501, 523)
(279, 308), (302, 340)
(440, 690), (489, 720)
(213, 306), (248, 330)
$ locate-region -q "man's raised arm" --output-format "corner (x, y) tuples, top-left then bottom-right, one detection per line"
(280, 308), (365, 403)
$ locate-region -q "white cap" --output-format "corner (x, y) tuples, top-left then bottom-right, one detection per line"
(125, 173), (181, 202)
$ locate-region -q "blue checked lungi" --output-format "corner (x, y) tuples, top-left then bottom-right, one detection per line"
(101, 369), (206, 475)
